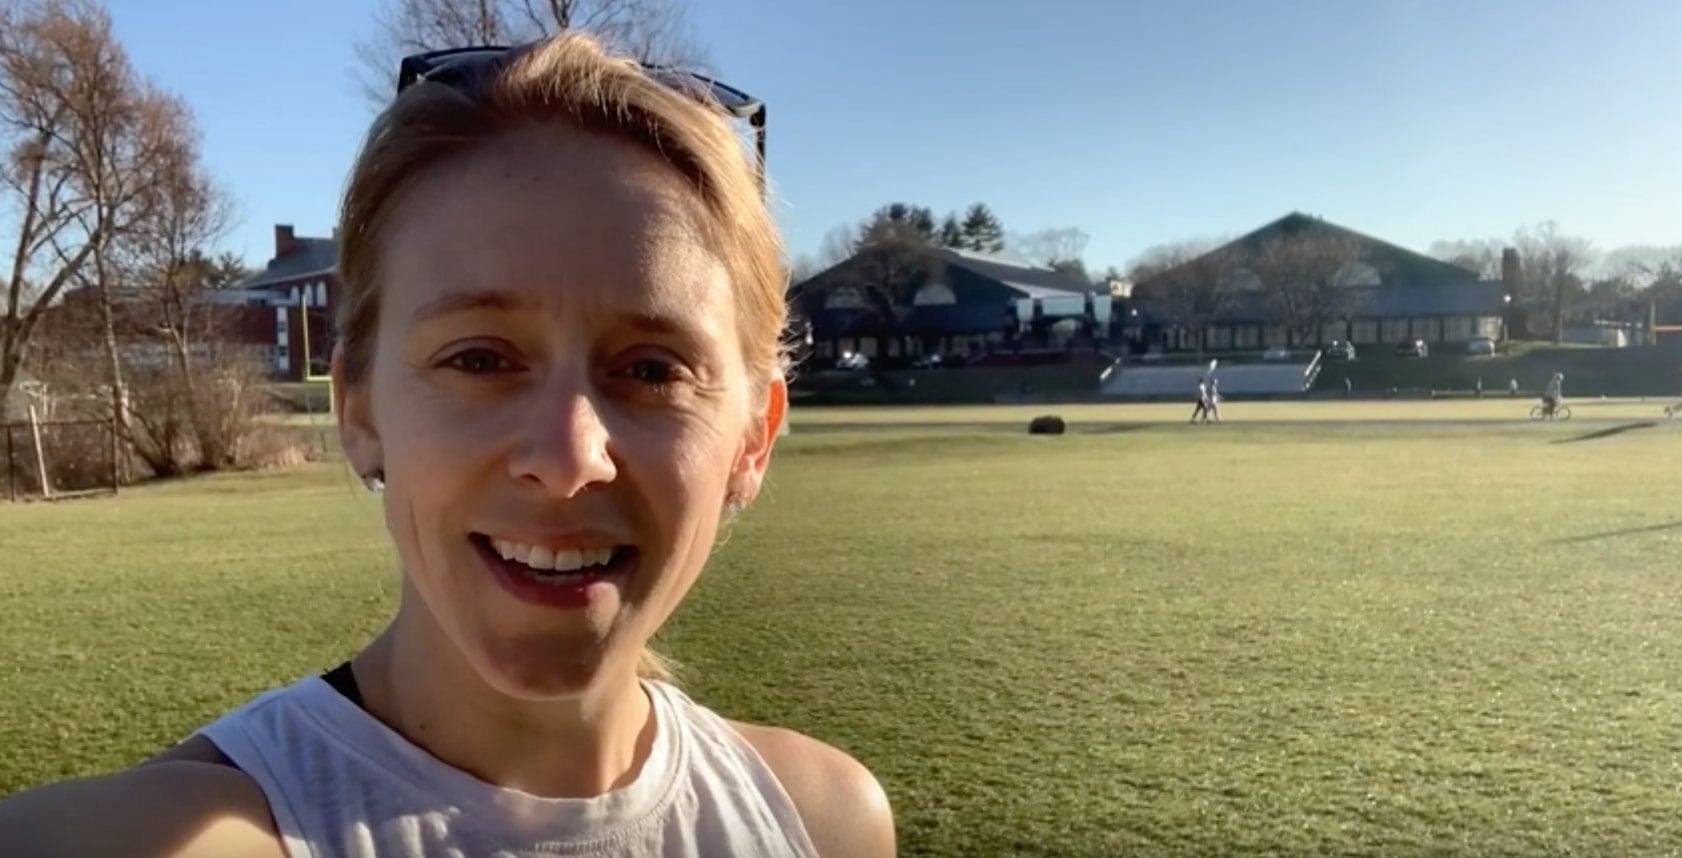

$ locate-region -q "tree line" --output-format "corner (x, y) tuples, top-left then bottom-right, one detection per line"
(798, 200), (1126, 289)
(1429, 225), (1682, 342)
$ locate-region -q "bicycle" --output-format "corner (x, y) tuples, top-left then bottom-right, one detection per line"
(1529, 402), (1572, 421)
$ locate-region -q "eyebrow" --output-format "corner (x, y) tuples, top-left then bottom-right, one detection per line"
(410, 289), (539, 324)
(410, 290), (711, 342)
(624, 311), (703, 339)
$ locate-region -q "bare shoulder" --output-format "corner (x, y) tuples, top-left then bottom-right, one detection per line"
(731, 720), (896, 858)
(0, 756), (283, 858)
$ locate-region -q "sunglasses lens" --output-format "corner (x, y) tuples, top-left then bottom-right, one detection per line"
(400, 49), (762, 121)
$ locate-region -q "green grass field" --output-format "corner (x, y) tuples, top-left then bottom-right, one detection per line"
(4, 402), (1682, 856)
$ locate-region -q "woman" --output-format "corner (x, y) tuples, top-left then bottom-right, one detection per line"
(0, 34), (894, 858)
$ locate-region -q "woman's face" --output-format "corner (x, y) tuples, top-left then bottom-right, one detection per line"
(339, 123), (784, 699)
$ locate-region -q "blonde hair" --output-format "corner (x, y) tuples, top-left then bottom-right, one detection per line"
(336, 34), (787, 680)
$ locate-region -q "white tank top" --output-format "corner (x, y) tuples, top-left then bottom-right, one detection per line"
(198, 675), (820, 858)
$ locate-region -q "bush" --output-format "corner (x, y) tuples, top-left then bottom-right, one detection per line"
(2, 420), (116, 496)
(32, 343), (303, 481)
(235, 424), (317, 470)
(1027, 415), (1066, 435)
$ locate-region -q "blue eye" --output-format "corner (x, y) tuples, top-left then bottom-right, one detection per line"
(444, 348), (512, 375)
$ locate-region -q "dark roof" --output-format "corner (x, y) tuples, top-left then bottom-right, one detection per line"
(237, 238), (338, 289)
(932, 248), (1097, 296)
(789, 246), (1095, 302)
(1201, 281), (1506, 323)
(1138, 212), (1481, 292)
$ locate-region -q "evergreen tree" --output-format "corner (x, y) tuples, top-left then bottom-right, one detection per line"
(960, 203), (1005, 253)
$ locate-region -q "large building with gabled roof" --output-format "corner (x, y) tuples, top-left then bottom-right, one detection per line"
(789, 246), (1111, 365)
(1131, 212), (1510, 352)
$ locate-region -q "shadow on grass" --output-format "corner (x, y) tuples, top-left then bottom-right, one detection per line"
(1083, 424), (1151, 435)
(1552, 422), (1659, 445)
(1555, 520), (1682, 544)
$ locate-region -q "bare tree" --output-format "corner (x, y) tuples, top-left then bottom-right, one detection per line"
(847, 216), (944, 315)
(1247, 233), (1368, 347)
(1512, 222), (1594, 344)
(1007, 227), (1090, 274)
(816, 223), (859, 269)
(1129, 241), (1241, 356)
(0, 0), (120, 414)
(122, 122), (239, 467)
(1427, 237), (1505, 280)
(788, 253), (821, 286)
(355, 0), (709, 105)
(1605, 244), (1682, 289)
(57, 10), (189, 466)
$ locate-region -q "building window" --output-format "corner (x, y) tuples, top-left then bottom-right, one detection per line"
(1351, 319), (1378, 344)
(1222, 268), (1263, 292)
(824, 287), (868, 311)
(1381, 318), (1409, 342)
(1443, 317), (1474, 341)
(1480, 317), (1503, 340)
(1263, 325), (1287, 347)
(857, 337), (878, 357)
(1334, 262), (1381, 287)
(912, 283), (956, 306)
(1321, 321), (1348, 344)
(1234, 325), (1260, 349)
(1207, 326), (1232, 350)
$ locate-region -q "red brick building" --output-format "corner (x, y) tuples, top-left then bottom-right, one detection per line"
(221, 224), (341, 380)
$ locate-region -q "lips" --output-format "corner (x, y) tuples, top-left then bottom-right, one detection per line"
(471, 533), (638, 610)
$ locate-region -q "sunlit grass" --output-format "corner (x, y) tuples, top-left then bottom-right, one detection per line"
(3, 407), (1681, 856)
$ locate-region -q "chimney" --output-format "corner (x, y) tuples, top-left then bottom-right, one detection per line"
(1501, 247), (1520, 289)
(275, 224), (298, 258)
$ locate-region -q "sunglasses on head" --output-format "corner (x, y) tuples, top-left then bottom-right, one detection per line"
(396, 44), (767, 192)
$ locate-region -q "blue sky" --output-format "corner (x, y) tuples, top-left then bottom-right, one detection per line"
(105, 0), (1682, 273)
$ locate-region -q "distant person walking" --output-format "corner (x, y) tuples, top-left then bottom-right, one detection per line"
(1509, 378), (1519, 397)
(1190, 376), (1210, 424)
(1206, 378), (1223, 424)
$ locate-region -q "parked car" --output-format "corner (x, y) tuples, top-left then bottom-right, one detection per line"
(836, 352), (871, 371)
(1262, 345), (1291, 361)
(1395, 339), (1429, 358)
(1324, 341), (1357, 361)
(910, 353), (945, 369)
(1466, 337), (1496, 356)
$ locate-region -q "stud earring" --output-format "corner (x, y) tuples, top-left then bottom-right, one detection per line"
(364, 469), (385, 494)
(725, 492), (747, 516)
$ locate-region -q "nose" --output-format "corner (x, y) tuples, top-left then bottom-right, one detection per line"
(506, 382), (618, 498)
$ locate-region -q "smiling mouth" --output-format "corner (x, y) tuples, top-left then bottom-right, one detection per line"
(470, 533), (638, 584)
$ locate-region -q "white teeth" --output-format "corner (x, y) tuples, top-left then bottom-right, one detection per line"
(527, 545), (555, 570)
(488, 538), (622, 574)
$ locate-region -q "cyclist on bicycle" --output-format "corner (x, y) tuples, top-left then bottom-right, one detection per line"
(1542, 372), (1565, 417)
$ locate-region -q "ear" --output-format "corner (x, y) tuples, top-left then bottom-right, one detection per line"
(732, 376), (787, 501)
(332, 344), (382, 479)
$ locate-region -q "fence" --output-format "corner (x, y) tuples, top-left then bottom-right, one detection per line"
(2, 416), (120, 501)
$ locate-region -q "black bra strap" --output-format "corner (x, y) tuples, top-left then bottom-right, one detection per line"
(322, 660), (366, 710)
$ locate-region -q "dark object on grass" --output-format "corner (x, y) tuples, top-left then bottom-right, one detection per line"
(1028, 415), (1066, 435)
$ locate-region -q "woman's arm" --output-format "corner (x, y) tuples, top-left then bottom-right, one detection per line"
(734, 722), (896, 858)
(0, 761), (285, 858)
